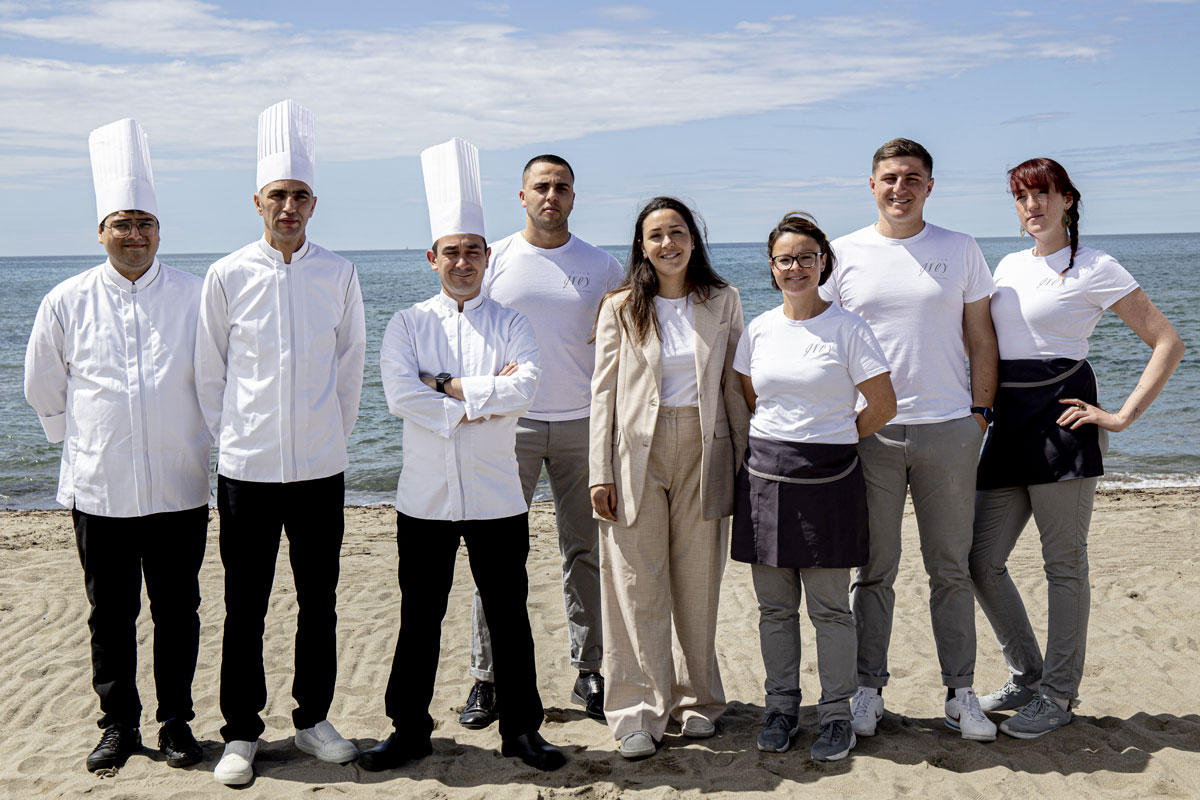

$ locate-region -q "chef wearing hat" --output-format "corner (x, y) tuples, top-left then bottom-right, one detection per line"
(359, 137), (564, 772)
(195, 99), (366, 786)
(24, 118), (210, 773)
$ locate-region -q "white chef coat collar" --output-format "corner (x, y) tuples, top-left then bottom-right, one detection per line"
(257, 236), (311, 264)
(433, 291), (484, 313)
(103, 257), (161, 291)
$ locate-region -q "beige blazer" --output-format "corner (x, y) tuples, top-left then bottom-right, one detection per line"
(589, 285), (750, 526)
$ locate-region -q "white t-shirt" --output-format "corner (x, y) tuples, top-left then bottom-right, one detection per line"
(655, 294), (699, 407)
(990, 245), (1138, 361)
(482, 232), (624, 421)
(821, 223), (994, 425)
(733, 304), (890, 444)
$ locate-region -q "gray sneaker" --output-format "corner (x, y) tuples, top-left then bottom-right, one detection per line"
(810, 720), (856, 762)
(756, 711), (799, 753)
(979, 681), (1038, 713)
(999, 693), (1073, 739)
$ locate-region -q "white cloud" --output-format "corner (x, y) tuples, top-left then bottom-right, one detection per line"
(995, 9), (1034, 17)
(735, 21), (772, 33)
(0, 7), (1111, 185)
(474, 1), (510, 16)
(1001, 112), (1073, 124)
(592, 4), (654, 22)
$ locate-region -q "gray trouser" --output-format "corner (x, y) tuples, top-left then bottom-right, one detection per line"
(852, 415), (983, 689)
(752, 564), (856, 724)
(470, 416), (603, 680)
(969, 477), (1096, 702)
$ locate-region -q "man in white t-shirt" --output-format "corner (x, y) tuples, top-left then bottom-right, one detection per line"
(457, 155), (624, 728)
(820, 138), (1000, 742)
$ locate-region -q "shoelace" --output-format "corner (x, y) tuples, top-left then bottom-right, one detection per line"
(1016, 693), (1053, 720)
(97, 726), (127, 749)
(960, 691), (988, 722)
(818, 720), (849, 744)
(851, 690), (874, 718)
(763, 711), (794, 731)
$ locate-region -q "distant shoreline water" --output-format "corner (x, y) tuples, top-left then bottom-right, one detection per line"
(3, 232), (1196, 509)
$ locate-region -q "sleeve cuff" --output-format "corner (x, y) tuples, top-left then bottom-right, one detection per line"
(39, 413), (65, 443)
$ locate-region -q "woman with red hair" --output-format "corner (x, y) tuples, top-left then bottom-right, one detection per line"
(970, 158), (1184, 738)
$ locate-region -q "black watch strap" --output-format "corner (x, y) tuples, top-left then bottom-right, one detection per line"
(436, 372), (451, 393)
(970, 406), (993, 424)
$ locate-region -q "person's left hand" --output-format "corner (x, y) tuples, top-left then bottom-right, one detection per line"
(1057, 398), (1127, 432)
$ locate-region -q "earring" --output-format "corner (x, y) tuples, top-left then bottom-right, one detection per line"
(1019, 228), (1026, 238)
(1063, 215), (1071, 228)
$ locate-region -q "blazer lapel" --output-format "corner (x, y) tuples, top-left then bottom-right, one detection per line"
(639, 320), (663, 396)
(692, 291), (720, 382)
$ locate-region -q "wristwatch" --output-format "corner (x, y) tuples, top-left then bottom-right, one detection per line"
(435, 372), (452, 393)
(970, 406), (993, 424)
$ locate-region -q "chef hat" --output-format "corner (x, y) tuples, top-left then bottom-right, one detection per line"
(421, 138), (485, 245)
(256, 99), (316, 192)
(90, 118), (157, 223)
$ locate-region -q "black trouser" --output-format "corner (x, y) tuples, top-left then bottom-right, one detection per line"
(385, 511), (544, 741)
(216, 473), (345, 742)
(72, 504), (209, 730)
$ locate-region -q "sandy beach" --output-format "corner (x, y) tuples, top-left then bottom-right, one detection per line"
(1, 488), (1198, 799)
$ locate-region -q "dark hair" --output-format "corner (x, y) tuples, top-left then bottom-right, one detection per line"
(604, 196), (727, 346)
(1008, 157), (1082, 270)
(430, 234), (487, 256)
(766, 212), (835, 289)
(522, 154), (574, 182)
(872, 138), (933, 175)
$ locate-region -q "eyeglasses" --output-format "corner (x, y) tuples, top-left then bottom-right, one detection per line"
(104, 219), (159, 238)
(769, 251), (822, 270)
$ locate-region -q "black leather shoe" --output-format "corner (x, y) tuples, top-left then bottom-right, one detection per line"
(86, 724), (142, 772)
(571, 672), (606, 721)
(459, 681), (498, 730)
(500, 731), (566, 772)
(357, 733), (432, 772)
(158, 719), (203, 768)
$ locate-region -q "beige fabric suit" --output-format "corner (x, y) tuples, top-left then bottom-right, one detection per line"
(589, 284), (750, 741)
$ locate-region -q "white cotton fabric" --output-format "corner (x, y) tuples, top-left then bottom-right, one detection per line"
(380, 292), (541, 521)
(421, 138), (485, 243)
(990, 245), (1138, 361)
(654, 294), (700, 407)
(90, 118), (157, 222)
(24, 260), (211, 517)
(256, 99), (316, 192)
(734, 304), (890, 444)
(481, 232), (624, 420)
(821, 223), (995, 425)
(195, 237), (366, 483)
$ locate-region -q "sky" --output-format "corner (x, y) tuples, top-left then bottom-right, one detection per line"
(0, 0), (1197, 257)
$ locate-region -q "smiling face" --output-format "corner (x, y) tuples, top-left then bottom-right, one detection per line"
(641, 208), (694, 290)
(98, 209), (160, 280)
(428, 233), (490, 307)
(1013, 181), (1073, 240)
(254, 179), (316, 250)
(770, 232), (825, 300)
(520, 162), (575, 233)
(869, 156), (933, 232)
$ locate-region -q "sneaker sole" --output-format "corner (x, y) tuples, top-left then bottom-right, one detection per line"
(812, 731), (857, 762)
(851, 717), (879, 737)
(945, 717), (997, 742)
(213, 766), (254, 785)
(1000, 720), (1070, 740)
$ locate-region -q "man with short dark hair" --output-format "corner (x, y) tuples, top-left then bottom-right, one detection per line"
(458, 153), (624, 728)
(821, 137), (1000, 742)
(196, 99), (366, 786)
(25, 118), (210, 773)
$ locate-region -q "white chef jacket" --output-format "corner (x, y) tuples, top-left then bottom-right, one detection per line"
(24, 259), (211, 517)
(195, 237), (366, 483)
(381, 292), (540, 521)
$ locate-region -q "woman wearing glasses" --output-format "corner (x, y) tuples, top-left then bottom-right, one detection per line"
(732, 212), (895, 762)
(970, 158), (1184, 738)
(589, 197), (749, 760)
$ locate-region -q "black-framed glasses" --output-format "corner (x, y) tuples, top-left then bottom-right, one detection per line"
(105, 219), (158, 238)
(770, 251), (822, 270)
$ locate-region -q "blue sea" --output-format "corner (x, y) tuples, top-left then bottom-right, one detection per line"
(2, 233), (1196, 509)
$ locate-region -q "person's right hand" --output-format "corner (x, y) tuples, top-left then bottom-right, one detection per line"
(590, 483), (617, 521)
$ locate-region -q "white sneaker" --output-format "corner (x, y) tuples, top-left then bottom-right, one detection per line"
(945, 688), (997, 742)
(850, 687), (884, 737)
(979, 680), (1038, 713)
(214, 740), (257, 785)
(295, 720), (359, 764)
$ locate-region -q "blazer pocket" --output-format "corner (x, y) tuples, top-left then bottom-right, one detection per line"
(715, 419), (730, 439)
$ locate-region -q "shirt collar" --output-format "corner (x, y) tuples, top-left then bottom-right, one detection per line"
(257, 236), (312, 264)
(433, 291), (485, 313)
(103, 258), (161, 291)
